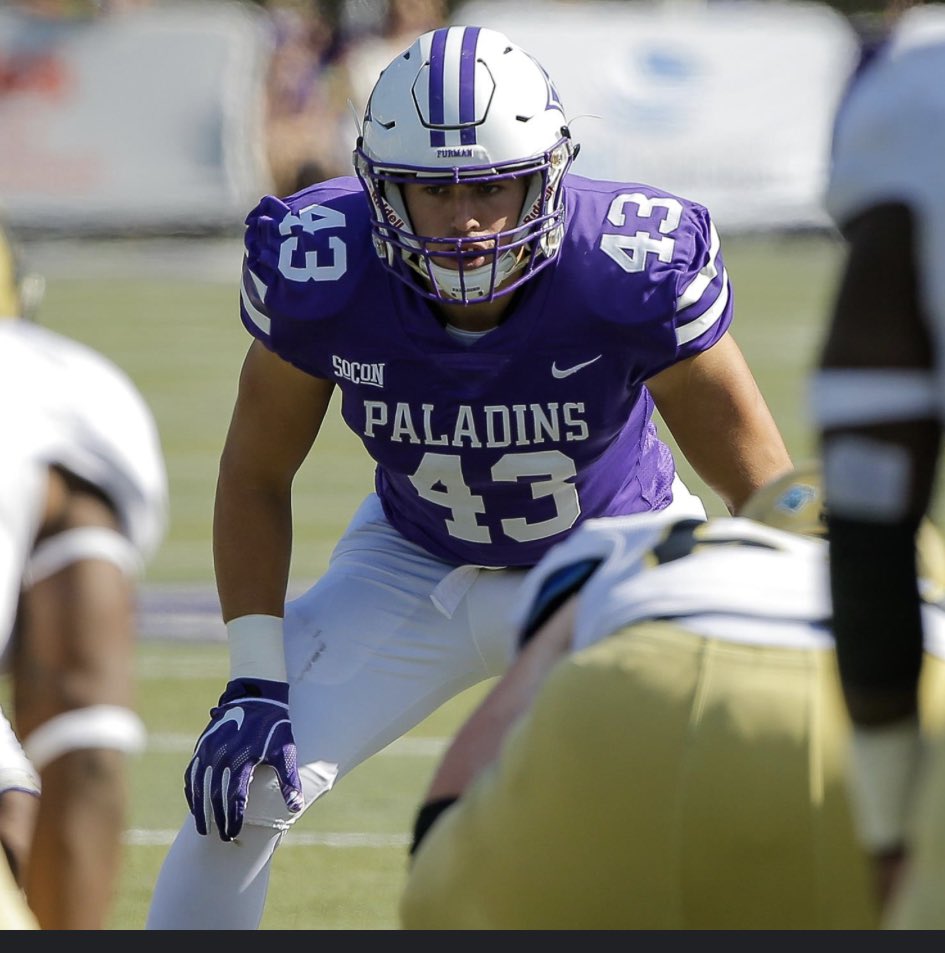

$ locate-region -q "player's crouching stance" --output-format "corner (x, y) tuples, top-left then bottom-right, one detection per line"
(147, 23), (790, 929)
(400, 464), (945, 928)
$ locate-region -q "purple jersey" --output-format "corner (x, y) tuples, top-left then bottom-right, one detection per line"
(239, 173), (732, 567)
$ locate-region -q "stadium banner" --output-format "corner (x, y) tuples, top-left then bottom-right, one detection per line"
(0, 1), (273, 235)
(453, 0), (861, 232)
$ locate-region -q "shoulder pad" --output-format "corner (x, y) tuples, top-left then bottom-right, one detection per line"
(240, 178), (375, 346)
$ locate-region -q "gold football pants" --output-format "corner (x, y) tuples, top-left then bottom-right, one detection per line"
(401, 623), (945, 929)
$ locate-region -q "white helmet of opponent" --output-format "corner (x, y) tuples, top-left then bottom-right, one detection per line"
(354, 25), (577, 304)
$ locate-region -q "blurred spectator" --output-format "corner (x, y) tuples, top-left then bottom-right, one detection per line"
(336, 0), (449, 117)
(322, 0), (449, 179)
(256, 0), (452, 193)
(261, 0), (347, 194)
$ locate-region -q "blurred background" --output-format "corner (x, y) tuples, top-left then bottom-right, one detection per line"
(0, 0), (897, 235)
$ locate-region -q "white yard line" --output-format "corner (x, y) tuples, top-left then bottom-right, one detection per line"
(124, 830), (410, 848)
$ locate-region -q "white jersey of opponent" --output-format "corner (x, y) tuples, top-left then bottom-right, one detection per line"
(826, 8), (945, 405)
(0, 320), (169, 658)
(513, 510), (945, 657)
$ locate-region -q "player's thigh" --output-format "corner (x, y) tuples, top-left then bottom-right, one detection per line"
(283, 501), (510, 782)
(665, 630), (874, 928)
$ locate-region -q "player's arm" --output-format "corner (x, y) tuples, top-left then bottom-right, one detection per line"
(646, 331), (793, 514)
(185, 339), (335, 842)
(214, 339), (334, 626)
(812, 202), (938, 880)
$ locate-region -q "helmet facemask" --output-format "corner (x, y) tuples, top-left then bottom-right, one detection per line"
(354, 139), (574, 304)
(353, 26), (578, 305)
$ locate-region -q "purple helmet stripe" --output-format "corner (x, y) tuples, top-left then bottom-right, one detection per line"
(459, 26), (480, 145)
(428, 28), (448, 148)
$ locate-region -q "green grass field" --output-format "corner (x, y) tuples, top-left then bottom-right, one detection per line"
(12, 230), (876, 928)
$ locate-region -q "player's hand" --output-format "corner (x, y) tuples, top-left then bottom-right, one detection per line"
(184, 677), (304, 841)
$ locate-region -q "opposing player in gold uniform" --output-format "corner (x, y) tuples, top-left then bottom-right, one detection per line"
(400, 464), (945, 928)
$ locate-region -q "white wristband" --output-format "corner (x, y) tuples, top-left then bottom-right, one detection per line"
(847, 716), (922, 853)
(227, 614), (287, 682)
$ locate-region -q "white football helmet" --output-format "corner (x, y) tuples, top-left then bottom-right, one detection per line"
(353, 25), (577, 305)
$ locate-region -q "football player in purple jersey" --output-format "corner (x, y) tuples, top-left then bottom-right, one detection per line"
(147, 25), (792, 929)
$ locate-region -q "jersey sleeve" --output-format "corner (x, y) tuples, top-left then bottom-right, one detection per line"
(239, 194), (284, 350)
(239, 180), (370, 369)
(667, 203), (734, 362)
(0, 461), (43, 656)
(563, 178), (736, 379)
(55, 330), (169, 564)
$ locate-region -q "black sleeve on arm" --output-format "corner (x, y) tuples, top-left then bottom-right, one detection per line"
(828, 514), (924, 724)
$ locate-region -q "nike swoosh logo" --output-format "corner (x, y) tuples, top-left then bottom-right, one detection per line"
(194, 705), (245, 749)
(219, 707), (245, 731)
(551, 355), (602, 379)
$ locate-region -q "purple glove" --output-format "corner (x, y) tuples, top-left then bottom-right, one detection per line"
(184, 677), (304, 841)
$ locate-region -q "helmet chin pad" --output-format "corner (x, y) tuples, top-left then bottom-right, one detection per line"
(420, 247), (526, 302)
